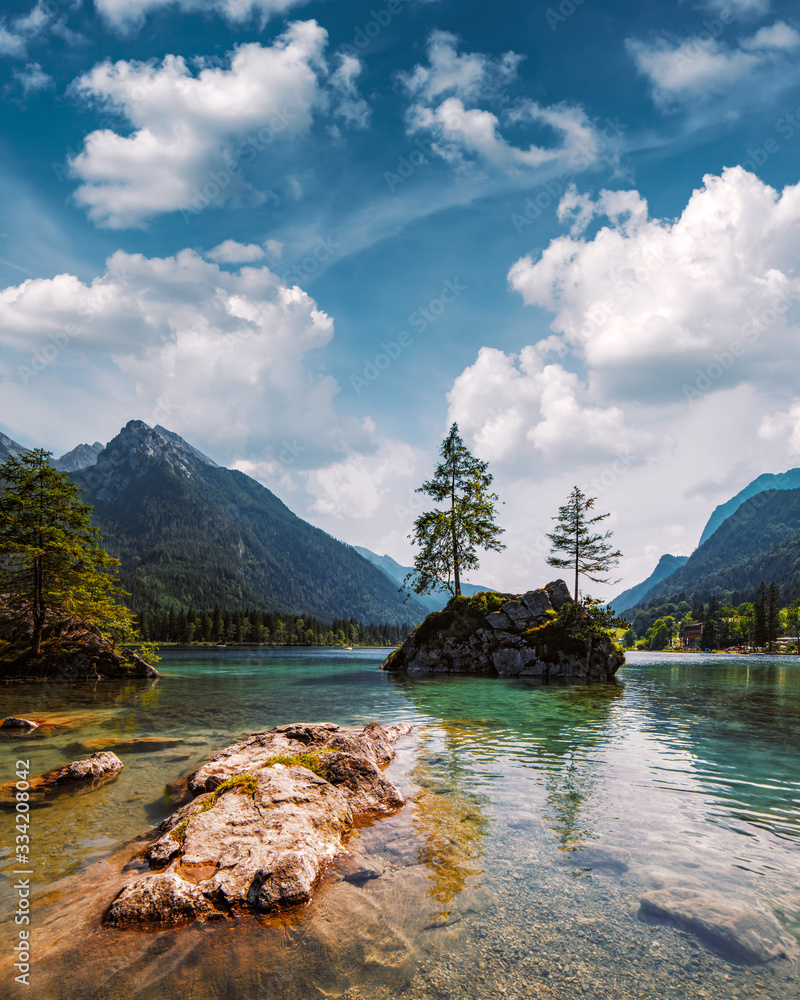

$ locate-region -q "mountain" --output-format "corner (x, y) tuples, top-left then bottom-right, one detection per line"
(72, 421), (428, 625)
(354, 545), (490, 613)
(608, 554), (689, 614)
(0, 431), (26, 462)
(53, 441), (104, 473)
(639, 487), (800, 607)
(698, 468), (800, 546)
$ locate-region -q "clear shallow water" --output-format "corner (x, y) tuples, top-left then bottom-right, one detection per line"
(1, 648), (799, 999)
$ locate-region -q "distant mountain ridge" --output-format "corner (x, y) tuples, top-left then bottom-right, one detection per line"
(609, 554), (689, 614)
(354, 546), (490, 613)
(0, 432), (26, 462)
(71, 421), (427, 625)
(637, 487), (800, 608)
(697, 468), (800, 546)
(53, 442), (104, 473)
(0, 430), (104, 472)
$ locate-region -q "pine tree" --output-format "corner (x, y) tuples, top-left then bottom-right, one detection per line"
(406, 423), (505, 598)
(767, 583), (780, 651)
(753, 583), (768, 649)
(0, 449), (139, 657)
(546, 486), (622, 601)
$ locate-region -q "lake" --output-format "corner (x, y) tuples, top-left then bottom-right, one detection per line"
(1, 648), (799, 999)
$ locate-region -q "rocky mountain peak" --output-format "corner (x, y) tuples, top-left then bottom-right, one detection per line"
(53, 441), (104, 473)
(0, 431), (26, 462)
(79, 421), (218, 501)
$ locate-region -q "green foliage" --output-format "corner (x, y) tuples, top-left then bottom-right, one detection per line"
(261, 751), (334, 777)
(413, 590), (508, 645)
(136, 605), (410, 647)
(204, 773), (258, 809)
(0, 449), (144, 657)
(405, 423), (504, 599)
(524, 599), (627, 660)
(546, 487), (622, 601)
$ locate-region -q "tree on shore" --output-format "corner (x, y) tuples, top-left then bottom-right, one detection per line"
(406, 423), (505, 598)
(0, 449), (138, 657)
(546, 486), (622, 601)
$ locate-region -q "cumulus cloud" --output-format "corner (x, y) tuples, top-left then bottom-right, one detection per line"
(507, 167), (800, 404)
(758, 400), (800, 457)
(401, 32), (603, 175)
(305, 440), (420, 520)
(0, 1), (53, 57)
(0, 248), (378, 473)
(94, 0), (311, 32)
(13, 61), (53, 93)
(329, 54), (371, 129)
(447, 346), (651, 465)
(206, 239), (265, 263)
(68, 22), (368, 227)
(399, 29), (521, 103)
(627, 22), (800, 108)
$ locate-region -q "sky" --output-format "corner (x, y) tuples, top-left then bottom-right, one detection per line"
(1, 0), (800, 600)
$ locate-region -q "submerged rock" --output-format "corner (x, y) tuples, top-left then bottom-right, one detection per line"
(639, 887), (798, 964)
(0, 750), (124, 808)
(1, 716), (38, 730)
(104, 721), (411, 928)
(383, 581), (623, 681)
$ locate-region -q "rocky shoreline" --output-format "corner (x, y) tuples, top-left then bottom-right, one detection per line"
(104, 720), (410, 927)
(383, 580), (624, 681)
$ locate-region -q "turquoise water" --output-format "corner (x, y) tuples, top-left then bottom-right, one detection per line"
(1, 649), (799, 999)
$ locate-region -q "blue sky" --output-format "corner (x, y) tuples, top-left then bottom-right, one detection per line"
(2, 0), (800, 597)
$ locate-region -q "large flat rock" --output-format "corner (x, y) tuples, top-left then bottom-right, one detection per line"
(639, 886), (798, 964)
(105, 721), (411, 927)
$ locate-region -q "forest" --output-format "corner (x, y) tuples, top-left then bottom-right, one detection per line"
(135, 605), (412, 647)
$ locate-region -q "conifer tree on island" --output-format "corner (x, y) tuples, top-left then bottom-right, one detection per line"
(0, 449), (142, 660)
(546, 486), (622, 601)
(406, 423), (505, 598)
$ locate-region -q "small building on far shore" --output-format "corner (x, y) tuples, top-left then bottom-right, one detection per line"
(680, 622), (703, 649)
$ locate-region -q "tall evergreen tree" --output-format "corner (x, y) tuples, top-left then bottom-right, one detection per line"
(0, 449), (139, 657)
(753, 583), (768, 649)
(406, 423), (505, 598)
(546, 486), (622, 601)
(767, 583), (781, 651)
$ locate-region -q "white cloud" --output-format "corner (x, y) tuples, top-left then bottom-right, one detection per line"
(741, 21), (800, 50)
(0, 1), (54, 57)
(402, 33), (603, 175)
(507, 167), (800, 404)
(447, 346), (651, 464)
(0, 248), (379, 473)
(94, 0), (311, 32)
(264, 239), (283, 260)
(758, 400), (800, 457)
(68, 22), (368, 227)
(206, 239), (265, 263)
(399, 29), (521, 103)
(627, 23), (800, 107)
(704, 0), (770, 15)
(329, 54), (370, 129)
(305, 440), (420, 520)
(13, 60), (52, 93)
(0, 26), (27, 57)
